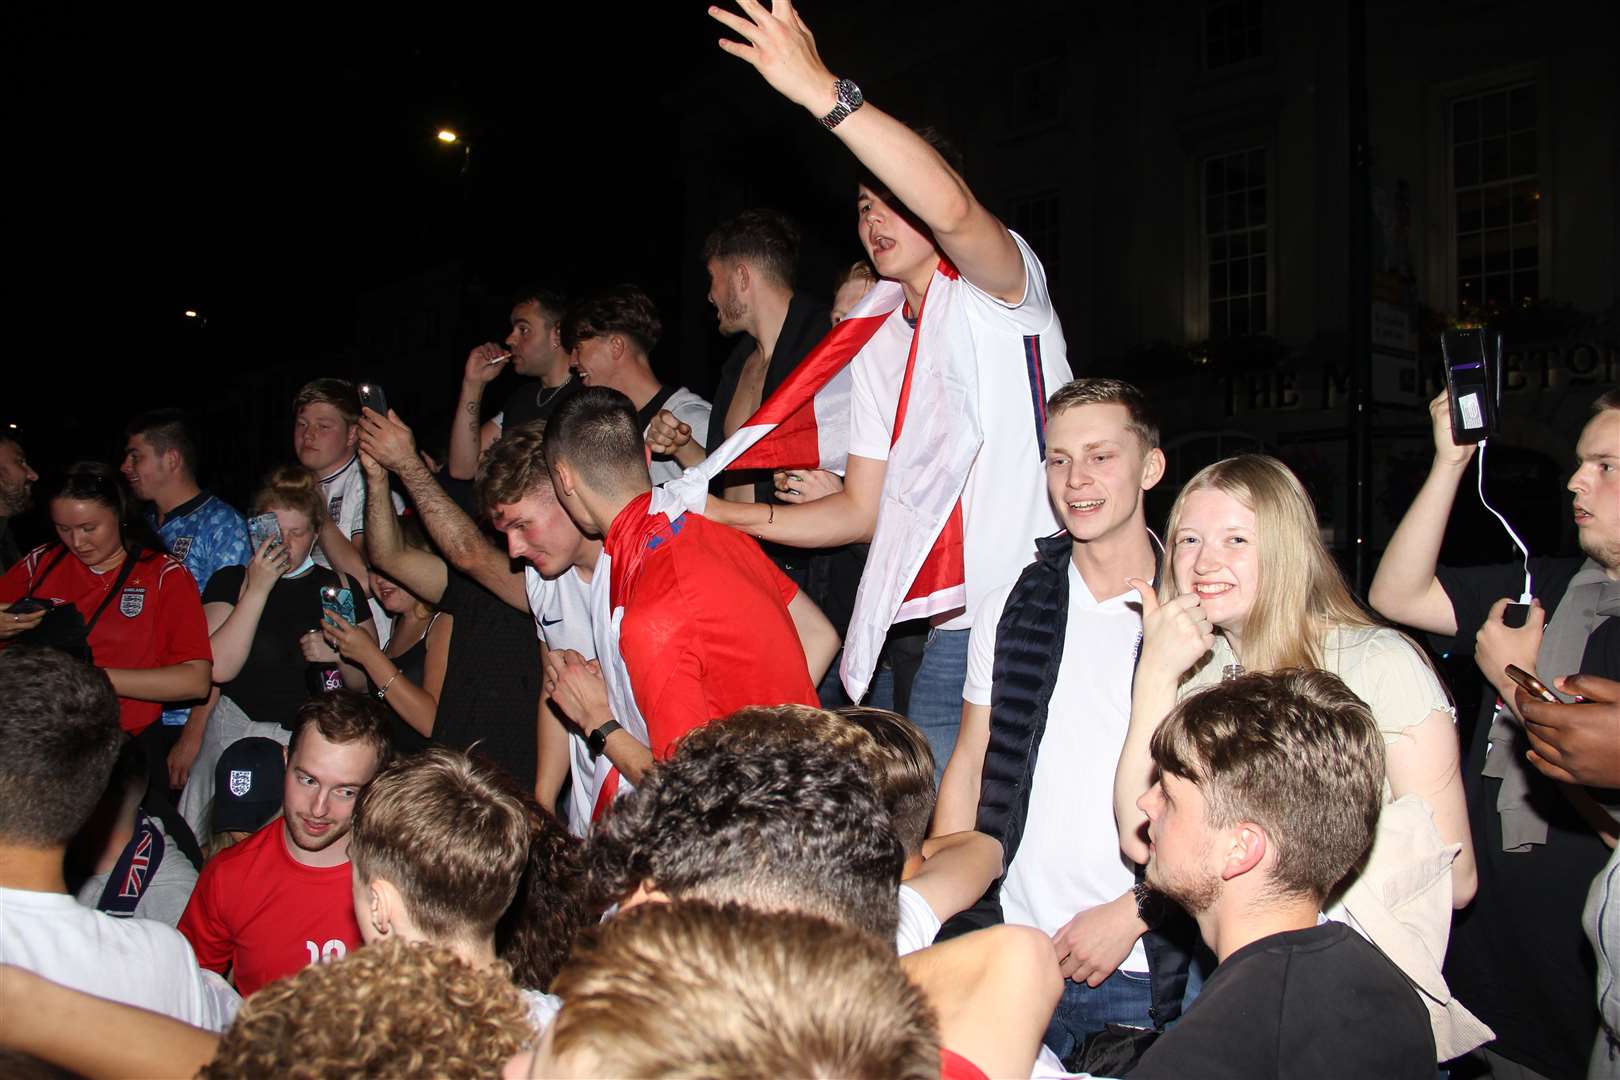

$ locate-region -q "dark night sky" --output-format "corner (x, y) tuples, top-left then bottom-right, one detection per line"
(12, 9), (748, 463)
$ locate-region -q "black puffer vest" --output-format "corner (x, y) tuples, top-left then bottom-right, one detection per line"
(936, 532), (1194, 1029)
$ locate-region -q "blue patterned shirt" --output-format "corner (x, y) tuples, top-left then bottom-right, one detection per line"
(151, 492), (250, 726)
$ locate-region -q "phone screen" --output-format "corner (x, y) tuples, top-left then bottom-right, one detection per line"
(358, 383), (389, 417)
(248, 513), (282, 552)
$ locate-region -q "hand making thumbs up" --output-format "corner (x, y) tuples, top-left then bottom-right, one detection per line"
(1127, 577), (1216, 685)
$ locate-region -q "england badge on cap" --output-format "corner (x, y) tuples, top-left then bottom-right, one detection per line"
(228, 770), (253, 797)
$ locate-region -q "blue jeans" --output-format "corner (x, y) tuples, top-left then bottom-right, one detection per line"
(816, 652), (894, 711)
(907, 627), (971, 786)
(1042, 969), (1155, 1064)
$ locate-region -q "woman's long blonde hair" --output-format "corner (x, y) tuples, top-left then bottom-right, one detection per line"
(1160, 454), (1377, 672)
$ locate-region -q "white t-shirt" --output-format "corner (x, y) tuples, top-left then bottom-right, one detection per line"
(524, 565), (598, 837)
(314, 454), (405, 644)
(74, 817), (198, 928)
(848, 233), (1070, 630)
(964, 562), (1148, 974)
(523, 988), (562, 1033)
(0, 885), (240, 1031)
(895, 882), (942, 957)
(648, 387), (712, 487)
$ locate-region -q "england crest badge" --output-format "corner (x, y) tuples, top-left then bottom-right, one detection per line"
(171, 536), (195, 561)
(118, 587), (146, 617)
(229, 770), (253, 797)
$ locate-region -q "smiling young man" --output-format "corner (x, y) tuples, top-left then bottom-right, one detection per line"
(697, 1), (1073, 774)
(931, 378), (1173, 1059)
(561, 286), (711, 486)
(178, 691), (392, 996)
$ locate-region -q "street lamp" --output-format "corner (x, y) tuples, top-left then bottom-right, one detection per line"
(436, 129), (459, 144)
(435, 127), (472, 179)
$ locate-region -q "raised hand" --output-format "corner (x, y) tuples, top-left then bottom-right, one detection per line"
(710, 0), (839, 115)
(646, 410), (693, 457)
(1429, 389), (1478, 469)
(358, 408), (421, 475)
(463, 342), (511, 386)
(243, 535), (291, 595)
(1128, 577), (1216, 684)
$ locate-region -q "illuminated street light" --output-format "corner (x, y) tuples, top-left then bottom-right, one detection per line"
(183, 309), (199, 318)
(437, 129), (459, 144)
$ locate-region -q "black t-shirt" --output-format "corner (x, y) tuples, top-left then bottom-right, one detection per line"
(1433, 556), (1616, 1078)
(203, 563), (345, 729)
(1131, 923), (1434, 1080)
(500, 374), (582, 432)
(430, 568), (541, 789)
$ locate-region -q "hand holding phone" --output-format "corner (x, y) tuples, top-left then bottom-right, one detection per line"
(320, 586), (358, 628)
(358, 383), (389, 418)
(1504, 664), (1559, 704)
(248, 513), (283, 553)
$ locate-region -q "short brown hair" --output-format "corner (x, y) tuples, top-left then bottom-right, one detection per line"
(546, 901), (940, 1079)
(251, 463), (326, 529)
(349, 749), (530, 940)
(287, 690), (394, 775)
(836, 706), (936, 857)
(293, 377), (361, 426)
(475, 419), (554, 512)
(1593, 387), (1620, 414)
(559, 285), (662, 354)
(543, 387), (650, 496)
(703, 209), (801, 290)
(202, 938), (531, 1079)
(1046, 377), (1159, 452)
(1150, 669), (1385, 901)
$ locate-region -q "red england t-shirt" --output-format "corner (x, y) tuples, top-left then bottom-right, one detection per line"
(177, 819), (362, 997)
(608, 495), (817, 758)
(0, 544), (212, 734)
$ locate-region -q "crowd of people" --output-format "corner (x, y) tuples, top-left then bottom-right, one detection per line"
(0, 4), (1616, 1078)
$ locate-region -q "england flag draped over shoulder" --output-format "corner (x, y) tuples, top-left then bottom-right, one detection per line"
(654, 259), (980, 701)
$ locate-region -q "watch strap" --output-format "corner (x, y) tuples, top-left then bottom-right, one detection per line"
(588, 718), (623, 757)
(819, 78), (864, 130)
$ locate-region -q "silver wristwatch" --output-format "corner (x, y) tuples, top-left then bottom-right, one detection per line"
(819, 78), (865, 130)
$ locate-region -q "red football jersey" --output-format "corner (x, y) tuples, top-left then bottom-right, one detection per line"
(177, 820), (362, 997)
(0, 544), (212, 734)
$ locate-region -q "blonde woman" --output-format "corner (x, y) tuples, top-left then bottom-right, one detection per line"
(1113, 454), (1488, 1059)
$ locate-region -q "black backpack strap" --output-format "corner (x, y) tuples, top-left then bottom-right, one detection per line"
(84, 550), (142, 636)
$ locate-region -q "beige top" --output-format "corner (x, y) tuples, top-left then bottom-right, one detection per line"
(1177, 623), (1490, 1060)
(1183, 625), (1454, 748)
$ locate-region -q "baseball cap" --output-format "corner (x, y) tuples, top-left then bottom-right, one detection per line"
(213, 737), (286, 834)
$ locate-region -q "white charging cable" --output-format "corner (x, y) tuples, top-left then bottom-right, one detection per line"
(1476, 439), (1533, 603)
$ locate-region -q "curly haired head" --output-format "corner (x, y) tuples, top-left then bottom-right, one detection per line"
(497, 797), (596, 991)
(586, 706), (905, 940)
(201, 938), (532, 1079)
(541, 901), (940, 1079)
